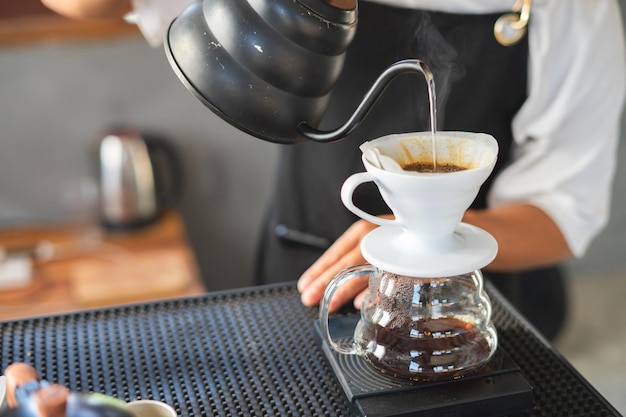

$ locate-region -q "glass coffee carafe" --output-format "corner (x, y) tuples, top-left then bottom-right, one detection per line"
(320, 265), (497, 382)
(320, 131), (500, 382)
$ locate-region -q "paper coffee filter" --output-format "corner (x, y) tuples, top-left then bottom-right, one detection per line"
(360, 131), (498, 170)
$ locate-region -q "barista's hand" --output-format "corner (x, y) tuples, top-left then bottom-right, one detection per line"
(297, 216), (392, 312)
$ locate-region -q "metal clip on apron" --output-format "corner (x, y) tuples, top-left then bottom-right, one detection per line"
(494, 0), (532, 46)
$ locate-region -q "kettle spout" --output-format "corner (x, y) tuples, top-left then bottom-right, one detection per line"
(297, 59), (437, 143)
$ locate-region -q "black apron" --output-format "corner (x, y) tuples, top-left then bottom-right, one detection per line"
(255, 2), (566, 340)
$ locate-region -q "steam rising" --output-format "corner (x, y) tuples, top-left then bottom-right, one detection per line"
(403, 11), (461, 130)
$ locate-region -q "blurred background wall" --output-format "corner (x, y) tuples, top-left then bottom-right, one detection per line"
(0, 1), (624, 292)
(0, 3), (280, 291)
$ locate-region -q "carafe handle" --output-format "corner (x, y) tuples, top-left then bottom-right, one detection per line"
(340, 172), (400, 227)
(319, 265), (376, 355)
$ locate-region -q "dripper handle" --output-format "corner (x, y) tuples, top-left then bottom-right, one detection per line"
(319, 265), (376, 355)
(341, 172), (400, 227)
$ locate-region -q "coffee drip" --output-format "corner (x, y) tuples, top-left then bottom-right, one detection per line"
(320, 131), (500, 382)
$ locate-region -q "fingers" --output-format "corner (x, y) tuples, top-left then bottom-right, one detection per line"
(297, 220), (367, 292)
(32, 384), (70, 417)
(4, 362), (40, 408)
(327, 272), (369, 312)
(298, 220), (377, 309)
(353, 288), (368, 310)
(299, 243), (365, 308)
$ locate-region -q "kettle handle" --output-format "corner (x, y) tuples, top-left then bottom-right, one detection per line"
(143, 134), (184, 213)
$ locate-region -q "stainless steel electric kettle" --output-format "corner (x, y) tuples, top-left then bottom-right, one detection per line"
(98, 128), (182, 230)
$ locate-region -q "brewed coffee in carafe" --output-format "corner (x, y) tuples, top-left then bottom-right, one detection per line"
(353, 268), (496, 381)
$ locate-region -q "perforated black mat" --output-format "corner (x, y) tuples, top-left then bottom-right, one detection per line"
(0, 282), (621, 417)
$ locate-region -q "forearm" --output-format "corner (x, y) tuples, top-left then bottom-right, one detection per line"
(463, 204), (572, 272)
(41, 0), (131, 19)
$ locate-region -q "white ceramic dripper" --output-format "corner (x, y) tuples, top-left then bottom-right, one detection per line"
(342, 131), (499, 277)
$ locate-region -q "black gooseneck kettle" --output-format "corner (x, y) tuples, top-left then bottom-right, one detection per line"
(164, 0), (435, 144)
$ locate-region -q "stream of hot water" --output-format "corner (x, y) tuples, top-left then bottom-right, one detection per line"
(424, 69), (438, 172)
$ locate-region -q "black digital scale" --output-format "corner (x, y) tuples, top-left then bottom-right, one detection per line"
(314, 315), (534, 417)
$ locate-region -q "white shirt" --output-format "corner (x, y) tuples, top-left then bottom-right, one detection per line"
(130, 0), (626, 257)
